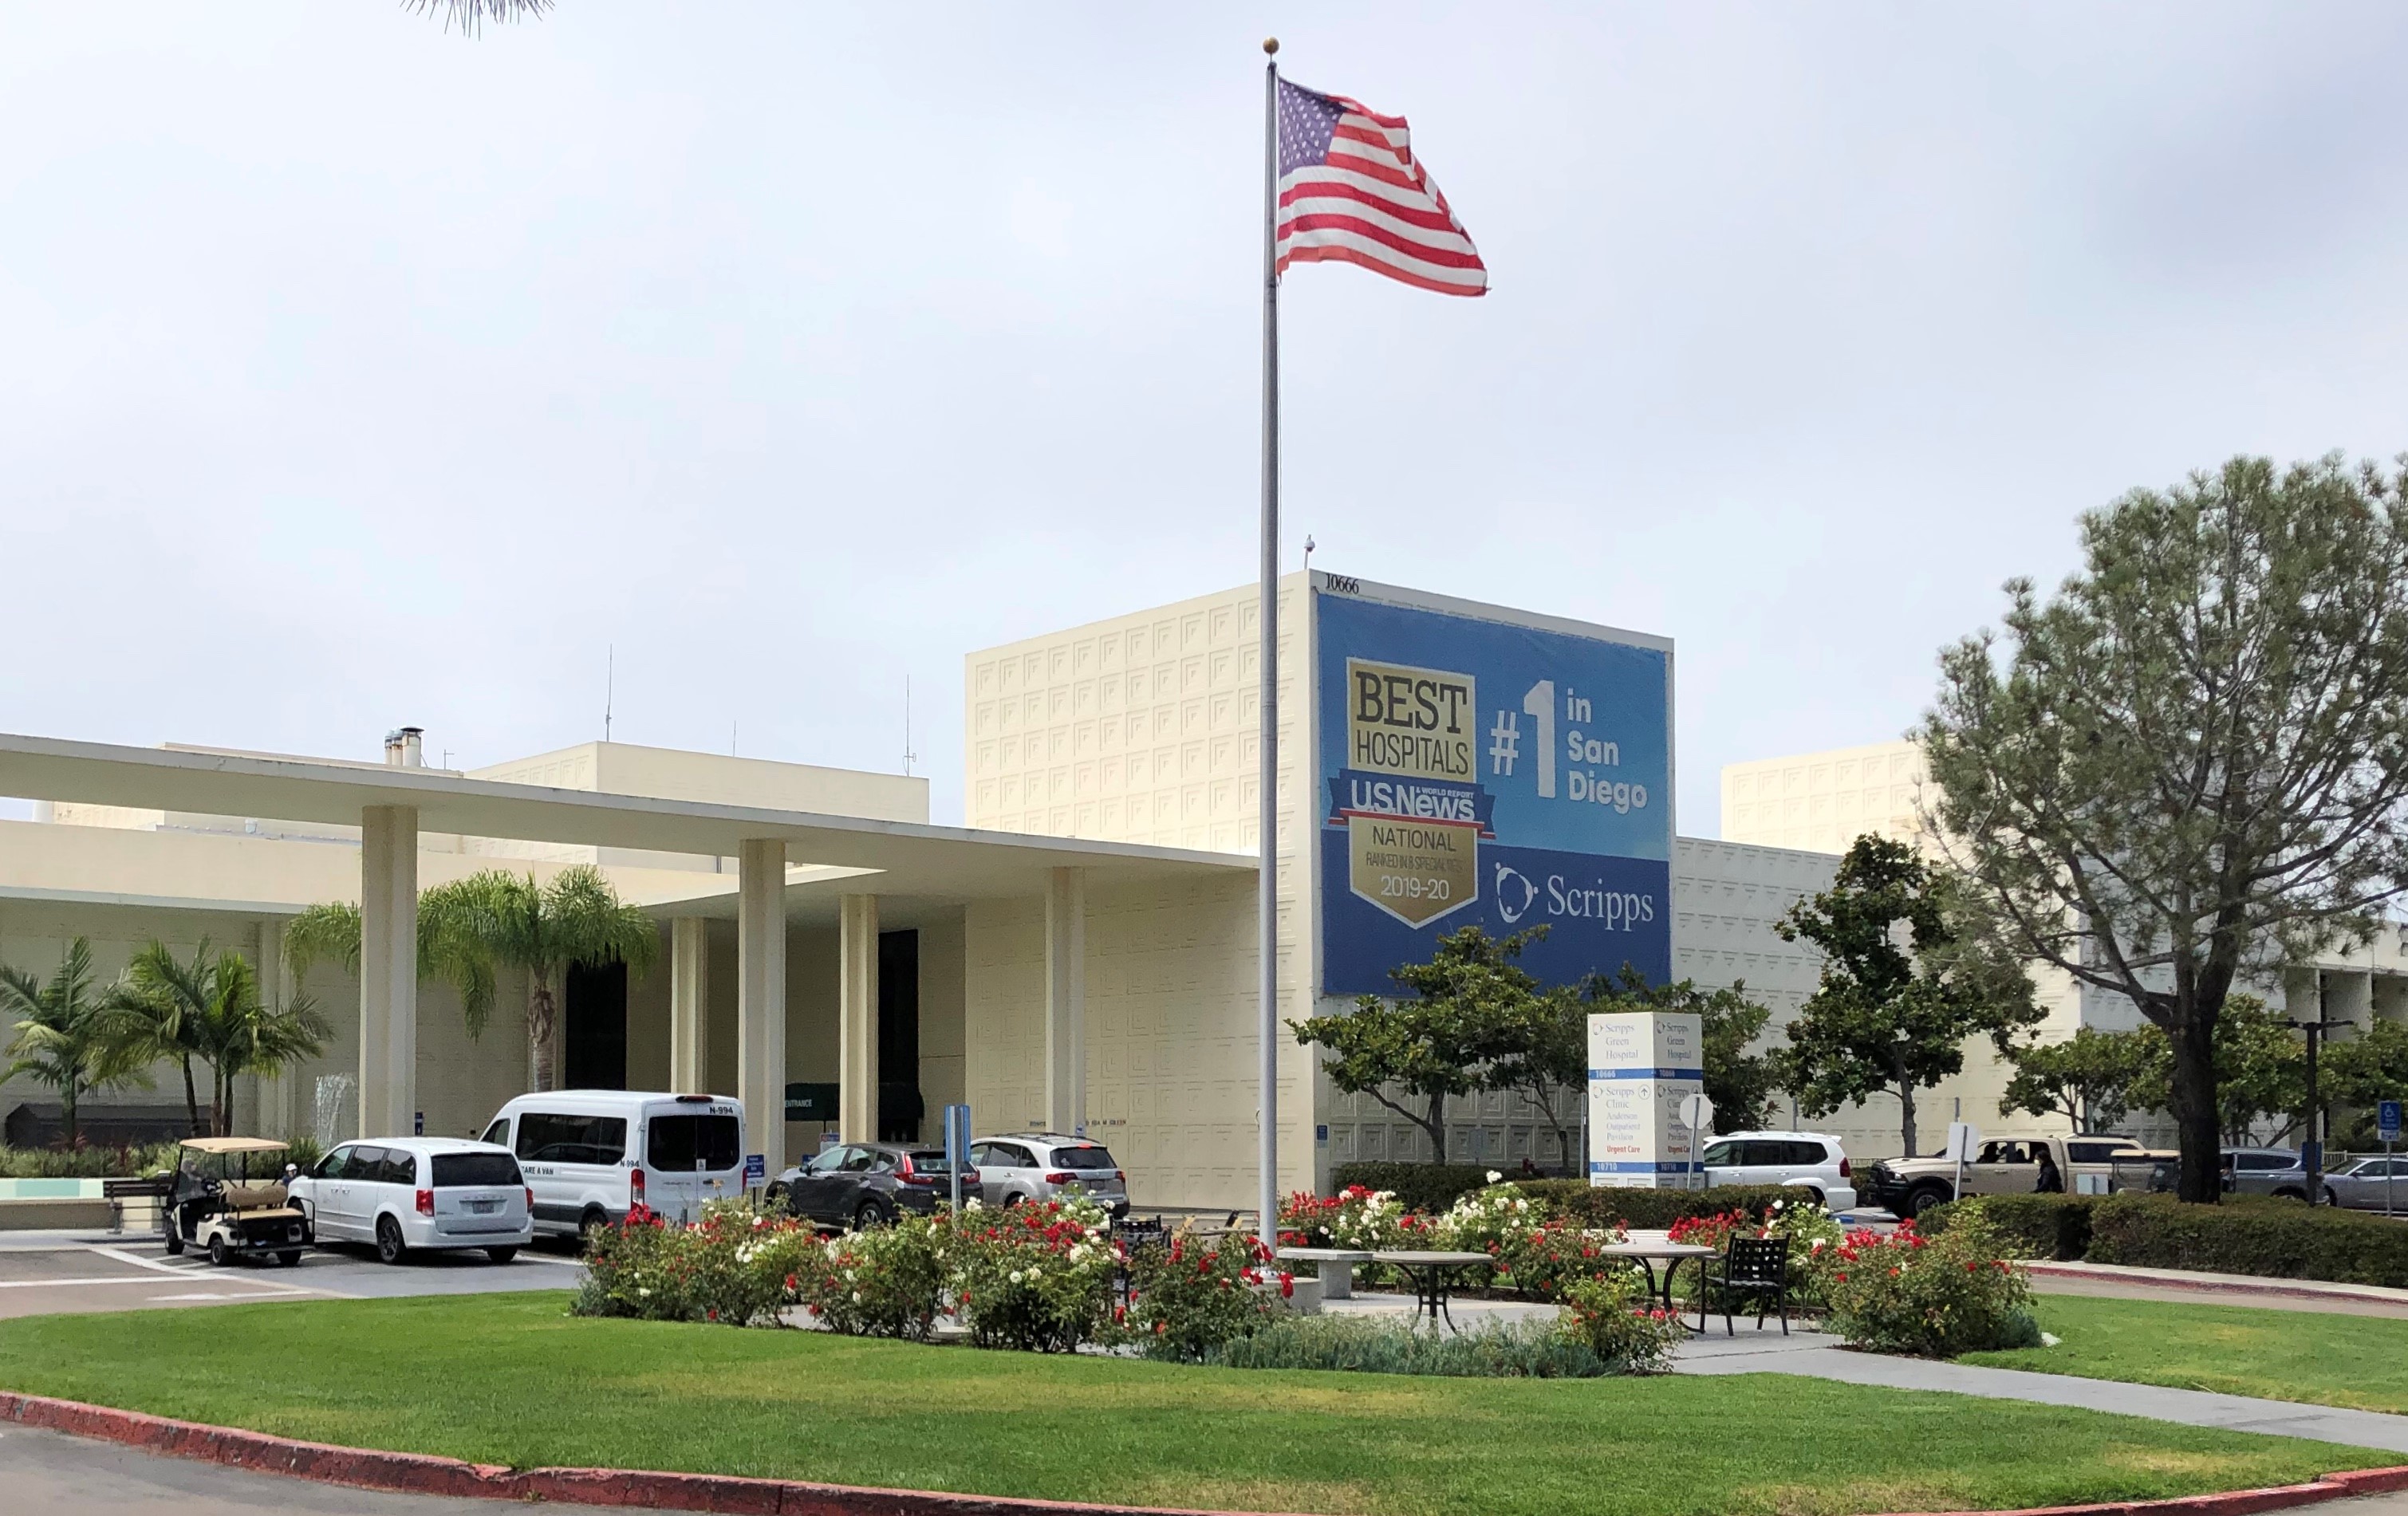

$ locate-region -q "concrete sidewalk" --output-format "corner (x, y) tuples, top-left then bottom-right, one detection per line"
(2030, 1261), (2408, 1319)
(1675, 1327), (2408, 1455)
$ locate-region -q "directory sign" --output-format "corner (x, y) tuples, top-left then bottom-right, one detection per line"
(1315, 581), (1673, 996)
(1587, 1010), (1703, 1187)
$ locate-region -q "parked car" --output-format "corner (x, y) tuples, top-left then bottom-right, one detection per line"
(2222, 1146), (2306, 1199)
(968, 1132), (1130, 1216)
(1866, 1132), (2164, 1219)
(1697, 1131), (1857, 1210)
(769, 1141), (979, 1229)
(163, 1136), (310, 1267)
(479, 1090), (746, 1238)
(2321, 1156), (2408, 1212)
(288, 1137), (532, 1265)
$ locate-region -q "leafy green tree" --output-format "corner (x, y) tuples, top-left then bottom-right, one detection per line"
(287, 867), (658, 1093)
(1291, 925), (1543, 1164)
(0, 939), (148, 1148)
(1923, 455), (2408, 1201)
(2326, 1018), (2408, 1147)
(1577, 970), (1780, 1135)
(2000, 1026), (2158, 1133)
(107, 941), (332, 1136)
(2128, 994), (2304, 1145)
(1484, 983), (1587, 1169)
(1775, 835), (2043, 1156)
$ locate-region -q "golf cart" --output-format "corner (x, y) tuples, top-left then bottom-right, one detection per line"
(162, 1136), (311, 1266)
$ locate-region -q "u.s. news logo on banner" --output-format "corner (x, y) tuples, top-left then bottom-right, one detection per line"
(1315, 585), (1673, 998)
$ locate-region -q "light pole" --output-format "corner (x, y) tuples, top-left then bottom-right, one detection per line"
(2289, 971), (2352, 1207)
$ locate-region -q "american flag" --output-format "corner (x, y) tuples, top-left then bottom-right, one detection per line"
(1275, 78), (1487, 297)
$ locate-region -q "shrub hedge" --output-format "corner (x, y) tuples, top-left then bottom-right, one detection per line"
(2085, 1193), (2408, 1288)
(1510, 1179), (1796, 1231)
(1329, 1163), (1503, 1214)
(1920, 1194), (2095, 1262)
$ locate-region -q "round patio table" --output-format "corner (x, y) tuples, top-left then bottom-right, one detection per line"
(1370, 1250), (1494, 1332)
(1598, 1236), (1720, 1326)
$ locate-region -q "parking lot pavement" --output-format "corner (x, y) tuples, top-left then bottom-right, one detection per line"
(0, 1231), (582, 1317)
(0, 1422), (514, 1515)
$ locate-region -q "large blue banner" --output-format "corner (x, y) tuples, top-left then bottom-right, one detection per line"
(1315, 586), (1673, 998)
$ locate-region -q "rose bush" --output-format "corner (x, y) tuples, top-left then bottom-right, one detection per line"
(1278, 1184), (1409, 1251)
(795, 1211), (948, 1340)
(1126, 1224), (1289, 1360)
(1823, 1213), (2036, 1356)
(1430, 1186), (1627, 1301)
(1555, 1270), (1689, 1372)
(952, 1196), (1121, 1353)
(573, 1198), (812, 1325)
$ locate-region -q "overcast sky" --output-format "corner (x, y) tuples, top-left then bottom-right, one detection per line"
(5, 4), (2406, 837)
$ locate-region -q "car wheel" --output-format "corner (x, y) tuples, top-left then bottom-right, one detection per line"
(1002, 1192), (1023, 1208)
(579, 1207), (612, 1246)
(207, 1235), (230, 1267)
(2272, 1187), (2306, 1201)
(1799, 1188), (1826, 1209)
(853, 1200), (890, 1231)
(163, 1230), (183, 1257)
(278, 1250), (302, 1267)
(376, 1215), (408, 1266)
(486, 1246), (518, 1265)
(2324, 1188), (2342, 1208)
(1906, 1183), (1953, 1219)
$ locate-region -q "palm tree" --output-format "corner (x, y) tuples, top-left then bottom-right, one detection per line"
(426, 868), (658, 1093)
(286, 866), (657, 1093)
(107, 941), (332, 1136)
(0, 939), (149, 1148)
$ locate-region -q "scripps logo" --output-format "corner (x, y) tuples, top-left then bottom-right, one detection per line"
(1494, 863), (1539, 923)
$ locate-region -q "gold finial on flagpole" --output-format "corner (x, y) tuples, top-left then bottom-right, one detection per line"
(1263, 37), (1279, 55)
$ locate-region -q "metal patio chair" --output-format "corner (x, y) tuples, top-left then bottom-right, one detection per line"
(1697, 1234), (1791, 1336)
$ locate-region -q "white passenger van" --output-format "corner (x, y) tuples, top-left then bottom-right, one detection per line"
(480, 1091), (746, 1238)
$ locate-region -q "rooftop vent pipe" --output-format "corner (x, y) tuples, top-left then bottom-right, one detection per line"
(384, 727), (425, 767)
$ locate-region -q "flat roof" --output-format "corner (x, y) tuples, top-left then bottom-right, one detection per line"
(0, 733), (1251, 904)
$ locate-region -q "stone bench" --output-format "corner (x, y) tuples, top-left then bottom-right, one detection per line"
(1276, 1246), (1375, 1300)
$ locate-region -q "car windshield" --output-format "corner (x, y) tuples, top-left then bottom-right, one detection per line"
(432, 1152), (522, 1187)
(1050, 1145), (1117, 1171)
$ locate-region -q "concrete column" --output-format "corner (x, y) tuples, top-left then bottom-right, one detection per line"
(359, 805), (419, 1140)
(839, 894), (881, 1143)
(1045, 867), (1086, 1136)
(670, 917), (710, 1093)
(736, 841), (787, 1179)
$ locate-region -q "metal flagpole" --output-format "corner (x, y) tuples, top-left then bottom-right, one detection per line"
(1256, 36), (1283, 1248)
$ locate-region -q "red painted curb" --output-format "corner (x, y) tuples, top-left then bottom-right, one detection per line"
(4, 1387), (2402, 1516)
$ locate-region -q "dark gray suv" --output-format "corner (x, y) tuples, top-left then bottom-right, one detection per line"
(770, 1142), (979, 1230)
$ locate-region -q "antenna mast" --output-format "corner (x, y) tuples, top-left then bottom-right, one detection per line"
(604, 645), (614, 742)
(903, 675), (917, 776)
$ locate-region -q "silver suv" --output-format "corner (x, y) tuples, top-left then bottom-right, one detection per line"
(970, 1133), (1130, 1217)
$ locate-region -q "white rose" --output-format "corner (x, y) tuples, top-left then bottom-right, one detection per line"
(1486, 1171), (1504, 1183)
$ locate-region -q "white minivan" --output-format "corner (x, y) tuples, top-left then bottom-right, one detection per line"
(481, 1090), (747, 1238)
(289, 1136), (533, 1265)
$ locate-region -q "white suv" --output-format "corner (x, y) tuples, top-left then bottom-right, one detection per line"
(1700, 1131), (1857, 1211)
(970, 1133), (1130, 1217)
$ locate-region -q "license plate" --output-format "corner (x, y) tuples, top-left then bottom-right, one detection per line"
(468, 1199), (501, 1215)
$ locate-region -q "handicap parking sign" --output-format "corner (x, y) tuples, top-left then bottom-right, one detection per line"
(2382, 1101), (2402, 1145)
(743, 1152), (767, 1185)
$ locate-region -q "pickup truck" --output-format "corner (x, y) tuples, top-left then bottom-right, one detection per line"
(1865, 1132), (2174, 1219)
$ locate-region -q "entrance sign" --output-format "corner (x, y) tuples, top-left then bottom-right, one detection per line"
(1586, 1010), (1703, 1188)
(1316, 584), (1673, 997)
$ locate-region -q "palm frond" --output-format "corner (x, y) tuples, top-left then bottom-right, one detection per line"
(404, 0), (554, 38)
(284, 904), (363, 979)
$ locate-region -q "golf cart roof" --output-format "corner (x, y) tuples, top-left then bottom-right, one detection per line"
(177, 1136), (289, 1155)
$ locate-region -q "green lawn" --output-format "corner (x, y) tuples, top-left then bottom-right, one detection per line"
(0, 1293), (2386, 1516)
(1967, 1294), (2408, 1415)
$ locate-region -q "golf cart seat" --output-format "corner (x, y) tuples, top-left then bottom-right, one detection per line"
(221, 1182), (289, 1211)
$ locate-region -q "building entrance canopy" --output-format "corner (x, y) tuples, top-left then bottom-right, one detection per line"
(0, 731), (1249, 1177)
